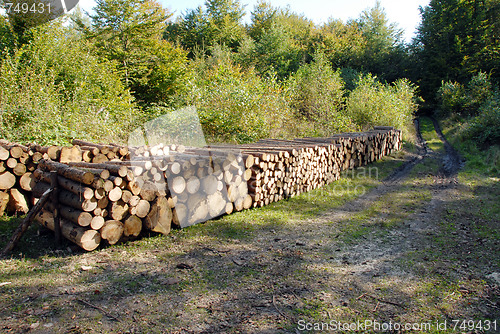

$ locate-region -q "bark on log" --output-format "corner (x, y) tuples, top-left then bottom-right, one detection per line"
(36, 210), (101, 251)
(39, 160), (94, 185)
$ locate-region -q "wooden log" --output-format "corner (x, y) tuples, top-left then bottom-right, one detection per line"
(171, 176), (186, 194)
(108, 200), (129, 221)
(100, 220), (124, 245)
(134, 199), (150, 218)
(188, 196), (208, 226)
(33, 169), (95, 200)
(6, 158), (17, 170)
(207, 191), (227, 218)
(123, 215), (142, 238)
(0, 171), (16, 190)
(66, 162), (128, 178)
(19, 172), (36, 192)
(91, 216), (105, 230)
(201, 175), (218, 195)
(139, 181), (157, 202)
(35, 210), (101, 251)
(33, 182), (97, 212)
(144, 196), (172, 235)
(45, 202), (92, 227)
(60, 146), (83, 163)
(186, 176), (200, 194)
(0, 191), (9, 216)
(108, 187), (123, 202)
(7, 189), (29, 214)
(0, 146), (9, 161)
(39, 160), (94, 185)
(172, 203), (187, 227)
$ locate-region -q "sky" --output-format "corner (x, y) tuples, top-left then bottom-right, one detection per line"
(78, 0), (432, 42)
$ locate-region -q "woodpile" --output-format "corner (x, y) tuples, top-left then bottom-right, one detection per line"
(0, 140), (38, 215)
(0, 127), (402, 252)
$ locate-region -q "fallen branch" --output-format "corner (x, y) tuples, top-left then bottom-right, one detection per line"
(1, 187), (53, 258)
(76, 298), (121, 322)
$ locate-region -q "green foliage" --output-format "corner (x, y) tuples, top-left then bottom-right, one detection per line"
(165, 0), (245, 55)
(287, 52), (353, 136)
(85, 0), (190, 105)
(438, 72), (494, 117)
(466, 95), (500, 146)
(346, 74), (417, 140)
(183, 53), (297, 143)
(414, 0), (500, 103)
(438, 72), (499, 146)
(0, 22), (137, 145)
(0, 16), (17, 58)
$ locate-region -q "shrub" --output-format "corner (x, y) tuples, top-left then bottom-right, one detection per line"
(182, 53), (297, 143)
(437, 72), (493, 117)
(465, 91), (500, 146)
(346, 74), (417, 140)
(287, 52), (354, 136)
(437, 81), (465, 117)
(0, 22), (139, 145)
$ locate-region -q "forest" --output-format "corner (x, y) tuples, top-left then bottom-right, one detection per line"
(0, 0), (498, 148)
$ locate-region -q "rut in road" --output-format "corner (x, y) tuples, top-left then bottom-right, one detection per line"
(318, 116), (464, 283)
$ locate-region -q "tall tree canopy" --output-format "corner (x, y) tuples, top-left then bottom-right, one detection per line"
(85, 0), (190, 104)
(165, 0), (245, 55)
(414, 0), (500, 102)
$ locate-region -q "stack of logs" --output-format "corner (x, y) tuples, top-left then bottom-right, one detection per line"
(1, 127), (402, 252)
(0, 140), (39, 215)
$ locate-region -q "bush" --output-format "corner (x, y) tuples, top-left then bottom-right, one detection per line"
(0, 22), (139, 145)
(346, 74), (417, 140)
(437, 72), (493, 117)
(437, 81), (465, 117)
(182, 52), (297, 143)
(465, 92), (500, 146)
(287, 52), (354, 136)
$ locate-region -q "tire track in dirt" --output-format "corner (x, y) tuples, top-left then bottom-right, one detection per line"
(320, 117), (465, 284)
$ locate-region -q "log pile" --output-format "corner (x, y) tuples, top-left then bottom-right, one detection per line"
(130, 147), (253, 227)
(1, 126), (402, 252)
(0, 140), (39, 215)
(31, 160), (153, 250)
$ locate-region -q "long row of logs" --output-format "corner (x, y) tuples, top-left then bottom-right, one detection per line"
(1, 127), (402, 251)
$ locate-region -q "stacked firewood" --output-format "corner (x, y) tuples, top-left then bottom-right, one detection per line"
(31, 160), (156, 250)
(131, 145), (254, 227)
(0, 140), (39, 215)
(1, 126), (403, 252)
(208, 141), (344, 207)
(302, 127), (402, 170)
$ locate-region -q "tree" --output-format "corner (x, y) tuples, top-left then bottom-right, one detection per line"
(85, 0), (190, 104)
(248, 0), (276, 41)
(0, 21), (137, 144)
(414, 0), (500, 103)
(355, 1), (408, 82)
(165, 0), (245, 55)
